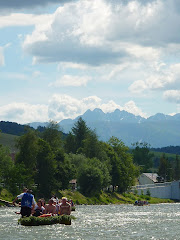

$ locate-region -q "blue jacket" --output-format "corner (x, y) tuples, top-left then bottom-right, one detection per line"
(21, 193), (33, 208)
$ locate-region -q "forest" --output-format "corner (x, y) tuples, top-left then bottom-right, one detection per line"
(0, 118), (180, 199)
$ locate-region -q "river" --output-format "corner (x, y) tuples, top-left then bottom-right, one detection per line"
(0, 204), (180, 240)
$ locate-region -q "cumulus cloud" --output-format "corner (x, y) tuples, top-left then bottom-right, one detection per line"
(0, 46), (5, 66)
(0, 13), (52, 28)
(50, 75), (91, 87)
(22, 0), (180, 66)
(48, 94), (146, 122)
(163, 90), (180, 103)
(0, 0), (73, 12)
(0, 103), (48, 124)
(0, 94), (146, 123)
(129, 62), (180, 93)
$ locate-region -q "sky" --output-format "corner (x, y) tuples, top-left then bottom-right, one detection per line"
(0, 0), (180, 124)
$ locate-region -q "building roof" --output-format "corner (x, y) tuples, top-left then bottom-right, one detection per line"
(143, 173), (158, 183)
(69, 179), (77, 184)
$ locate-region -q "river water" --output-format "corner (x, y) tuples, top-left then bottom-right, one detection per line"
(0, 204), (180, 240)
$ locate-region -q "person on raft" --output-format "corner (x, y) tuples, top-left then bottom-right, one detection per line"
(45, 199), (56, 215)
(32, 199), (45, 217)
(13, 189), (36, 217)
(58, 197), (71, 215)
(13, 187), (27, 205)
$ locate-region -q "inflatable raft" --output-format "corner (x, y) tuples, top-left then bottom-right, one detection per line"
(18, 215), (72, 226)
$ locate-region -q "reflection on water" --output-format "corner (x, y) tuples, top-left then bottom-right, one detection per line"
(0, 204), (180, 240)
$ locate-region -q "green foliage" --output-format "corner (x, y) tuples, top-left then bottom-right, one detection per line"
(108, 137), (139, 193)
(36, 139), (56, 197)
(41, 121), (62, 151)
(18, 215), (72, 226)
(16, 130), (38, 171)
(132, 142), (154, 172)
(78, 164), (103, 196)
(174, 155), (180, 180)
(72, 117), (90, 152)
(0, 118), (141, 199)
(55, 150), (76, 190)
(158, 153), (173, 182)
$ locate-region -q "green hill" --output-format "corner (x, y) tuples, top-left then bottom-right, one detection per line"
(0, 133), (19, 152)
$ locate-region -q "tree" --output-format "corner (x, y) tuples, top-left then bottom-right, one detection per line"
(174, 155), (180, 180)
(16, 130), (38, 172)
(78, 164), (103, 196)
(82, 130), (101, 159)
(42, 121), (62, 151)
(132, 142), (154, 172)
(36, 139), (56, 198)
(108, 137), (139, 192)
(158, 153), (173, 182)
(54, 150), (76, 190)
(0, 145), (13, 187)
(64, 132), (76, 154)
(71, 117), (90, 152)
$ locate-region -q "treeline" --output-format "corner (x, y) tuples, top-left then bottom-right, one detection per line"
(0, 121), (33, 136)
(151, 146), (180, 155)
(0, 118), (139, 198)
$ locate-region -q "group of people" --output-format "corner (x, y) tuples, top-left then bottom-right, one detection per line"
(134, 200), (149, 206)
(13, 188), (73, 218)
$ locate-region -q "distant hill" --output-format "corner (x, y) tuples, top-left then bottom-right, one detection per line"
(0, 121), (33, 136)
(58, 109), (180, 148)
(151, 146), (180, 155)
(2, 109), (180, 148)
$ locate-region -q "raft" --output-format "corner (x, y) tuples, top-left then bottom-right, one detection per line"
(18, 215), (72, 226)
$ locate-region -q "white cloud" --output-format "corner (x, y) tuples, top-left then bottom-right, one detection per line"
(0, 46), (5, 66)
(129, 62), (180, 94)
(48, 94), (146, 121)
(124, 101), (147, 118)
(50, 75), (91, 87)
(163, 90), (180, 103)
(0, 103), (48, 124)
(0, 13), (52, 28)
(0, 94), (146, 123)
(23, 0), (180, 66)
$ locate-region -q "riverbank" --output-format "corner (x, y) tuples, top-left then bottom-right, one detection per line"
(59, 190), (174, 205)
(0, 188), (174, 207)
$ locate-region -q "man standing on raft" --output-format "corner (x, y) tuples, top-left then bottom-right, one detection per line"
(13, 189), (36, 217)
(59, 197), (71, 215)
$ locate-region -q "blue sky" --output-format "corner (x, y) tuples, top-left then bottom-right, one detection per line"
(0, 0), (180, 123)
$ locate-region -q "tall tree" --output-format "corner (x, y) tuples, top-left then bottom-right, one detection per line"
(132, 142), (154, 172)
(108, 137), (139, 192)
(158, 153), (173, 182)
(174, 155), (180, 180)
(16, 130), (38, 172)
(42, 121), (62, 151)
(36, 139), (56, 198)
(72, 117), (90, 152)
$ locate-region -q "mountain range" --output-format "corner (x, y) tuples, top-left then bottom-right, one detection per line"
(29, 109), (180, 148)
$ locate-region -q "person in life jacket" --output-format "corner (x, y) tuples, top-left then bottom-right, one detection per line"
(58, 197), (71, 215)
(18, 189), (36, 217)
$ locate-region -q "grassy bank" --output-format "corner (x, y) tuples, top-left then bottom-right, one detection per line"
(59, 190), (174, 205)
(0, 188), (174, 206)
(0, 188), (14, 206)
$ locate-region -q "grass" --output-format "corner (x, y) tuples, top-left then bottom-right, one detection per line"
(0, 188), (14, 206)
(59, 190), (174, 205)
(0, 133), (19, 152)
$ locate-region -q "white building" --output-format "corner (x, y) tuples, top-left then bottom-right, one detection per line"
(138, 173), (158, 185)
